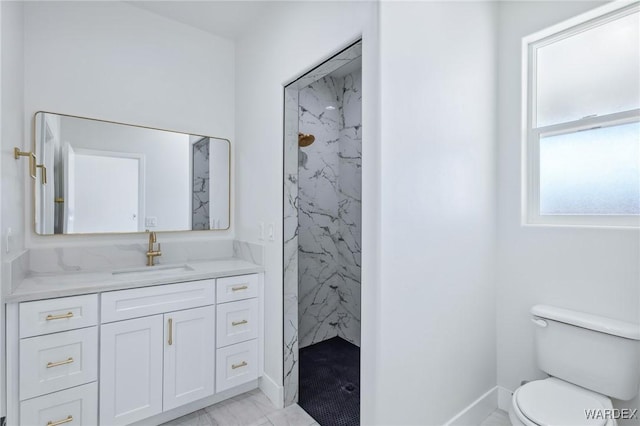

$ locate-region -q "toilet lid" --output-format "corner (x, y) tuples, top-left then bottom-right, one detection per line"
(516, 379), (608, 426)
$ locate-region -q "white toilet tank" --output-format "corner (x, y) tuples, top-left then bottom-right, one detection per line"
(531, 305), (640, 400)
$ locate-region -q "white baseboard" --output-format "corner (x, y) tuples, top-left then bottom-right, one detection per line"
(259, 373), (284, 409)
(444, 386), (498, 426)
(498, 386), (514, 412)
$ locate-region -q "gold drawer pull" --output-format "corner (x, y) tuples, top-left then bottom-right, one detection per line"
(47, 357), (74, 368)
(46, 312), (73, 321)
(168, 318), (173, 346)
(231, 361), (248, 370)
(231, 285), (248, 292)
(232, 320), (248, 327)
(47, 415), (73, 426)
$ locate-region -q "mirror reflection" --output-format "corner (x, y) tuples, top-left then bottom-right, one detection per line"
(34, 112), (230, 235)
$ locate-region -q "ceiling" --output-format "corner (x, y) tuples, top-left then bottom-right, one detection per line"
(128, 1), (273, 40)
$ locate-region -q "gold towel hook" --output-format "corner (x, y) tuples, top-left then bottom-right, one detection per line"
(14, 148), (36, 179)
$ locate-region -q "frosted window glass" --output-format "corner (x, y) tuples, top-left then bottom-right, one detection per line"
(536, 11), (640, 128)
(539, 122), (640, 215)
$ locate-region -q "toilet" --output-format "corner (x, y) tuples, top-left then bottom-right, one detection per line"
(509, 305), (640, 426)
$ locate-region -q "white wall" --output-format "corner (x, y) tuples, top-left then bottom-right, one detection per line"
(22, 1), (235, 247)
(496, 1), (640, 421)
(236, 1), (498, 423)
(234, 0), (378, 409)
(1, 1), (25, 260)
(373, 2), (498, 424)
(0, 2), (3, 415)
(1, 1), (26, 416)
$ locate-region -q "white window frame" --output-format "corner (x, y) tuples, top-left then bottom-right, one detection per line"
(522, 1), (640, 228)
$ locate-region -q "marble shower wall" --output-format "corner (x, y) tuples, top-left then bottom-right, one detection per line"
(283, 86), (300, 406)
(337, 70), (362, 348)
(282, 41), (362, 407)
(298, 67), (361, 349)
(192, 138), (210, 230)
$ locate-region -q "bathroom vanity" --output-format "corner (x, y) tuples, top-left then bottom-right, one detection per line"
(4, 260), (264, 426)
(5, 109), (262, 425)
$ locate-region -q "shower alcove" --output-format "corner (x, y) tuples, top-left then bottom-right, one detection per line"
(283, 40), (362, 426)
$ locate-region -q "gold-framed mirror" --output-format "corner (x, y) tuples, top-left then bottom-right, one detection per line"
(33, 112), (230, 235)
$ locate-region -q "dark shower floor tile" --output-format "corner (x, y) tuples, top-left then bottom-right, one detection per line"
(299, 337), (360, 426)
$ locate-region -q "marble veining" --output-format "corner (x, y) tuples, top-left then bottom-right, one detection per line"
(192, 138), (211, 230)
(282, 41), (362, 407)
(283, 86), (300, 407)
(3, 249), (29, 294)
(7, 258), (263, 303)
(298, 66), (361, 349)
(233, 241), (265, 266)
(2, 239), (270, 298)
(24, 240), (234, 275)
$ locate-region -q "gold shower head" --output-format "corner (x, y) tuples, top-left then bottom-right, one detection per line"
(298, 133), (315, 147)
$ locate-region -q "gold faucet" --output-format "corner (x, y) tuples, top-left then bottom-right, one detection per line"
(146, 230), (162, 266)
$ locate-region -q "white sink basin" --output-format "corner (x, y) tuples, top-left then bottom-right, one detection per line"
(112, 264), (194, 277)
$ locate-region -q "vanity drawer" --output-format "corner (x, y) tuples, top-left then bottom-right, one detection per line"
(216, 298), (259, 348)
(216, 274), (259, 304)
(20, 382), (98, 426)
(216, 339), (258, 392)
(101, 279), (215, 323)
(20, 294), (98, 338)
(20, 327), (98, 400)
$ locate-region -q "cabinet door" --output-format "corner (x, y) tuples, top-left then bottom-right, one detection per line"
(163, 306), (215, 411)
(100, 315), (163, 426)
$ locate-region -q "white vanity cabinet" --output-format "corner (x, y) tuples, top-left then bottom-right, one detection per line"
(214, 274), (261, 392)
(99, 307), (217, 425)
(7, 272), (263, 426)
(163, 306), (216, 411)
(16, 294), (99, 426)
(99, 315), (164, 425)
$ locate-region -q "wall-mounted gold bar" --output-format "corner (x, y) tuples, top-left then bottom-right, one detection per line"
(36, 164), (47, 184)
(14, 147), (36, 179)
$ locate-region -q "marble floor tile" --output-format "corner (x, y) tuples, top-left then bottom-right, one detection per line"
(163, 389), (319, 426)
(162, 389), (509, 426)
(204, 399), (270, 426)
(161, 408), (216, 426)
(244, 389), (281, 417)
(480, 409), (512, 426)
(266, 404), (316, 426)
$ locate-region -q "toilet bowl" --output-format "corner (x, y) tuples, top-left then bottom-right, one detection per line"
(509, 378), (616, 426)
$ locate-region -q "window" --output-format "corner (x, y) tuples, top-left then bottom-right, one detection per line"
(523, 2), (640, 227)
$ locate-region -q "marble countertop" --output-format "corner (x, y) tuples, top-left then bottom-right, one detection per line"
(6, 258), (264, 303)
